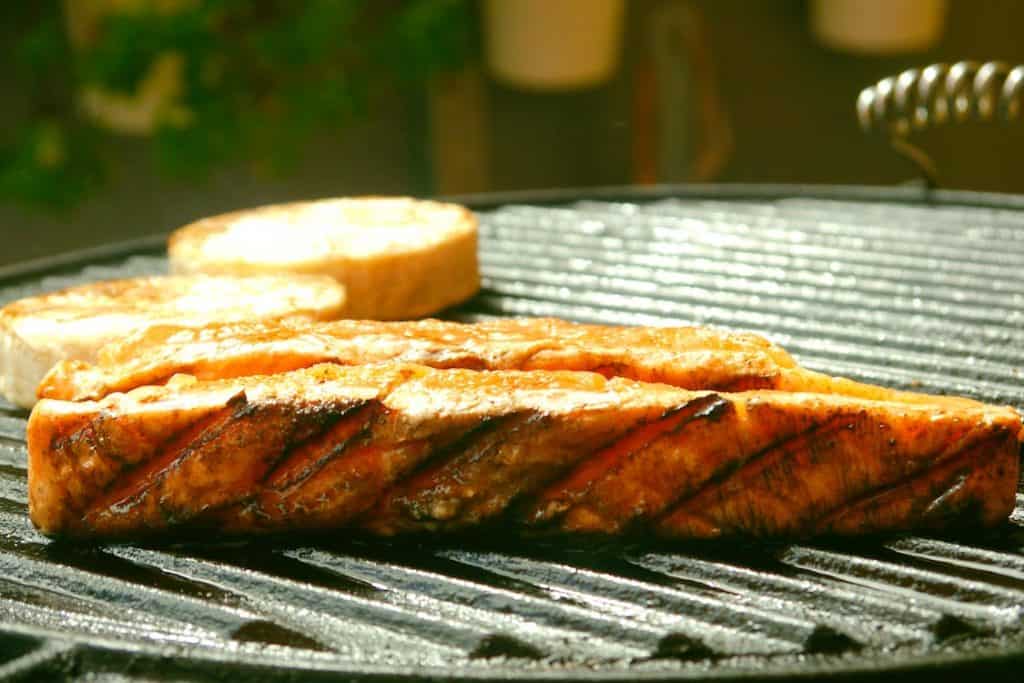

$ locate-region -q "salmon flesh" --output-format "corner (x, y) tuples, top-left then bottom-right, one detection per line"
(38, 318), (984, 410)
(28, 363), (1021, 541)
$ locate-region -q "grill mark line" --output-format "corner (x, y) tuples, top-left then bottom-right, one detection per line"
(273, 437), (436, 525)
(82, 392), (249, 520)
(385, 414), (528, 493)
(356, 414), (530, 527)
(654, 414), (853, 526)
(813, 430), (1012, 533)
(524, 395), (727, 525)
(181, 402), (370, 527)
(260, 402), (374, 492)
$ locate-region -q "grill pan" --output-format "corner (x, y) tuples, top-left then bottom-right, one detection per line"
(1, 184), (1023, 681)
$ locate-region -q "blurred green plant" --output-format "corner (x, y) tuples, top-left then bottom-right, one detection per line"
(4, 0), (478, 209)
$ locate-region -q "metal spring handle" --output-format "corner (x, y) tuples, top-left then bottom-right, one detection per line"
(857, 61), (1024, 187)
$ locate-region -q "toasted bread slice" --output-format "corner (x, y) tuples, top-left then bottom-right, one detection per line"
(168, 196), (480, 321)
(0, 274), (345, 409)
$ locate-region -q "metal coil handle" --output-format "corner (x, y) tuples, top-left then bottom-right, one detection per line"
(857, 61), (1024, 187)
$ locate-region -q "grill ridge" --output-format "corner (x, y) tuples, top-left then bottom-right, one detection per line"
(106, 546), (477, 663)
(1, 190), (1024, 679)
(441, 551), (818, 655)
(629, 552), (949, 646)
(285, 548), (650, 660)
(512, 203), (1024, 273)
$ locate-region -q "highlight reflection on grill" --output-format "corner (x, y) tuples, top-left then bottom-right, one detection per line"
(1, 195), (1023, 680)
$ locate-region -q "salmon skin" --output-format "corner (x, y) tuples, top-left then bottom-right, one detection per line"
(28, 363), (1021, 541)
(38, 317), (984, 409)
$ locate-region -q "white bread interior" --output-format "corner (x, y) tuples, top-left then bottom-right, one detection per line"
(0, 274), (345, 409)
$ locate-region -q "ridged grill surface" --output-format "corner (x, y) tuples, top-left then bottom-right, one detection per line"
(1, 192), (1023, 680)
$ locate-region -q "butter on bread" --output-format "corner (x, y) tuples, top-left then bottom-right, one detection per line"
(0, 274), (344, 409)
(168, 196), (479, 321)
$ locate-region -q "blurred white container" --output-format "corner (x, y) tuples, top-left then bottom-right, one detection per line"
(811, 0), (948, 54)
(484, 0), (625, 91)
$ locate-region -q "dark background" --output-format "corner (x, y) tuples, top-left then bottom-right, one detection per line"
(2, 0), (1022, 266)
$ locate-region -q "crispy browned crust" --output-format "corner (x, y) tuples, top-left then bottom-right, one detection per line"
(28, 363), (1021, 541)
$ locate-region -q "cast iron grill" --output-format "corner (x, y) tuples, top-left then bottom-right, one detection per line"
(1, 186), (1023, 681)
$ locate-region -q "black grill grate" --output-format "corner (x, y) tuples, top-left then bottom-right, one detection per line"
(1, 188), (1024, 680)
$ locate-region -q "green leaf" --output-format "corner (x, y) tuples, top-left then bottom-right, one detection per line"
(4, 0), (478, 208)
(0, 122), (104, 209)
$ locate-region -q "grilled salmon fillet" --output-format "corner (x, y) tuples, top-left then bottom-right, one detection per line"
(27, 363), (1021, 540)
(1, 274), (345, 409)
(37, 317), (978, 410)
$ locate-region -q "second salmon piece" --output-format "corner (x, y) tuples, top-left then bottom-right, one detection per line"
(39, 317), (985, 410)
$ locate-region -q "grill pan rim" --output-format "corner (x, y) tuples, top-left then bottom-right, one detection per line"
(3, 182), (1024, 681)
(7, 618), (1024, 682)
